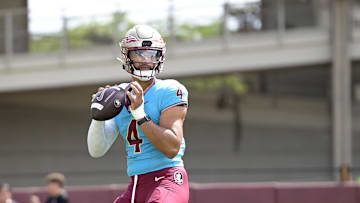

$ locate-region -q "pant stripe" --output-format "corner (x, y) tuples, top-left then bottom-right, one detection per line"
(131, 175), (138, 203)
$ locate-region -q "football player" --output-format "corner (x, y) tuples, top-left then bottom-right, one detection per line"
(87, 25), (189, 203)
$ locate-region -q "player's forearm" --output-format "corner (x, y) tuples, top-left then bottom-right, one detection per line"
(88, 120), (107, 157)
(140, 121), (181, 159)
(87, 119), (119, 158)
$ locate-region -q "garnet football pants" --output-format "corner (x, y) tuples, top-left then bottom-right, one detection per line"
(113, 167), (189, 203)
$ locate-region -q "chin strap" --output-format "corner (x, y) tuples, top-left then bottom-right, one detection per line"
(127, 62), (161, 81)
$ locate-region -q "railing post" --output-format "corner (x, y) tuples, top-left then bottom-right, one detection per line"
(222, 2), (230, 50)
(112, 12), (120, 59)
(276, 0), (285, 46)
(4, 10), (14, 69)
(59, 15), (68, 67)
(167, 0), (175, 54)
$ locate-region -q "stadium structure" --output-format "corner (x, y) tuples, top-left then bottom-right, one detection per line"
(1, 0), (360, 202)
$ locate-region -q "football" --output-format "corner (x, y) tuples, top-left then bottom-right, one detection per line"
(90, 86), (129, 121)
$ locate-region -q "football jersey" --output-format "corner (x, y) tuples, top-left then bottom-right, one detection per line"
(114, 79), (188, 176)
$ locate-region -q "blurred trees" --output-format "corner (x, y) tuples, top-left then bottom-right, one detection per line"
(29, 12), (222, 52)
(174, 21), (221, 41)
(30, 12), (135, 52)
(181, 75), (247, 97)
(180, 74), (247, 151)
(67, 12), (135, 49)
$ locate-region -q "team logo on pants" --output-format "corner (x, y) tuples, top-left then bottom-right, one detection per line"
(174, 171), (183, 185)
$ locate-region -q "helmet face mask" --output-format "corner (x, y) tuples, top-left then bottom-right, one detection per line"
(118, 25), (166, 81)
(128, 49), (162, 70)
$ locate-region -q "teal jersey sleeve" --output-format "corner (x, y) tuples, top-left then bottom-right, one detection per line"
(159, 80), (189, 112)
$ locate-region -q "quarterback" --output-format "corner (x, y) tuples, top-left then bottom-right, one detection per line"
(87, 25), (189, 203)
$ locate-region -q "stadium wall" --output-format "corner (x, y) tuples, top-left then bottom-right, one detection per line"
(2, 65), (360, 186)
(11, 182), (360, 203)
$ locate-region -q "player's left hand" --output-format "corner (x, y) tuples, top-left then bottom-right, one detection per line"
(91, 84), (116, 102)
(126, 81), (144, 110)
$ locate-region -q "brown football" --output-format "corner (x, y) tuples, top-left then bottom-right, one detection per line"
(90, 86), (128, 121)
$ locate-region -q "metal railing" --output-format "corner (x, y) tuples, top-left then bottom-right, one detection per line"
(0, 1), (331, 70)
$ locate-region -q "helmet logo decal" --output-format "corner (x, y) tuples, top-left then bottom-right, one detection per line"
(123, 35), (138, 43)
(142, 41), (152, 47)
(152, 38), (164, 43)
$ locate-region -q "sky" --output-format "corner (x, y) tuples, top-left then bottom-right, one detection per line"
(28, 0), (259, 33)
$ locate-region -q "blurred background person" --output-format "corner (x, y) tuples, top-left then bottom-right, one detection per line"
(30, 173), (69, 203)
(0, 183), (17, 203)
(44, 173), (68, 203)
(29, 195), (41, 203)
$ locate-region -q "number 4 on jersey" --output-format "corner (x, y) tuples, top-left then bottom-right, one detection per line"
(127, 120), (143, 153)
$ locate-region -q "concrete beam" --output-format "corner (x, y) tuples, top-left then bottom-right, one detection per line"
(331, 0), (352, 181)
(0, 29), (331, 92)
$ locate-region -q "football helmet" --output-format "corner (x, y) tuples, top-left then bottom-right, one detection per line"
(117, 25), (166, 81)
